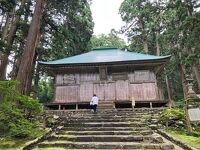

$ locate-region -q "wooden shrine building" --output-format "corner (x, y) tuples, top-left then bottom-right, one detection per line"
(40, 47), (170, 110)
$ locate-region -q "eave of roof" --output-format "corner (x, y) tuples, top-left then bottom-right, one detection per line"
(39, 47), (171, 66)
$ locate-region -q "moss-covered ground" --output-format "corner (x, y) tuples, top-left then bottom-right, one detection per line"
(166, 128), (200, 150)
(0, 129), (46, 150)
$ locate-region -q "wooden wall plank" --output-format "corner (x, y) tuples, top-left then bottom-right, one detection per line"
(54, 86), (79, 103)
(149, 72), (156, 81)
(128, 72), (135, 82)
(129, 83), (144, 100)
(56, 75), (63, 84)
(116, 80), (129, 100)
(94, 83), (105, 100)
(63, 74), (75, 84)
(104, 83), (116, 100)
(80, 73), (99, 82)
(80, 83), (93, 102)
(134, 70), (150, 81)
(143, 83), (158, 100)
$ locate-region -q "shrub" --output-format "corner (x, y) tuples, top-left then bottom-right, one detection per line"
(160, 108), (184, 128)
(0, 80), (42, 138)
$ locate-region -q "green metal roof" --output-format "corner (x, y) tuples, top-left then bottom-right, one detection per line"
(39, 47), (170, 65)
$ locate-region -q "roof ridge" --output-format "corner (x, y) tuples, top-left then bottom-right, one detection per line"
(92, 47), (118, 51)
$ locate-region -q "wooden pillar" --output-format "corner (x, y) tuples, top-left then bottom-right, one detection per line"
(150, 102), (152, 108)
(76, 104), (78, 111)
(58, 104), (61, 110)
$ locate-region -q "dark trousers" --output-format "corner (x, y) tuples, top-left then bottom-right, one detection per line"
(90, 105), (93, 110)
(93, 104), (97, 112)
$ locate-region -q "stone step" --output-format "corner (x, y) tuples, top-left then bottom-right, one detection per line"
(64, 113), (152, 117)
(61, 126), (150, 131)
(38, 141), (174, 149)
(58, 130), (153, 136)
(34, 148), (156, 150)
(48, 135), (164, 143)
(65, 115), (152, 120)
(67, 112), (152, 116)
(63, 122), (147, 127)
(44, 109), (163, 117)
(65, 118), (147, 122)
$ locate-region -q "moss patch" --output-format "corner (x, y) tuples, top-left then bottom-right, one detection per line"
(0, 129), (46, 150)
(166, 128), (200, 149)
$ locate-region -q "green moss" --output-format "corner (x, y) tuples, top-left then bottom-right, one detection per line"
(166, 128), (200, 149)
(37, 148), (66, 150)
(0, 129), (46, 150)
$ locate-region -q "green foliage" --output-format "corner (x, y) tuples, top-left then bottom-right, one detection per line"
(0, 0), (16, 12)
(90, 33), (126, 49)
(0, 80), (19, 101)
(18, 95), (42, 118)
(38, 78), (54, 103)
(160, 108), (184, 127)
(41, 0), (94, 61)
(119, 0), (158, 53)
(0, 80), (42, 138)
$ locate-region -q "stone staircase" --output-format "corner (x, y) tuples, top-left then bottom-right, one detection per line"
(97, 101), (114, 109)
(33, 109), (175, 150)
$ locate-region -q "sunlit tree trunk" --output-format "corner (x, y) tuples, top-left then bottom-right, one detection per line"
(33, 53), (41, 99)
(0, 13), (12, 80)
(16, 0), (45, 95)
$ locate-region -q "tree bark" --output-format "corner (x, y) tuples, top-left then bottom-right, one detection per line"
(16, 0), (45, 95)
(33, 54), (41, 99)
(165, 74), (175, 108)
(0, 13), (12, 80)
(0, 12), (5, 30)
(10, 54), (22, 80)
(192, 66), (200, 90)
(143, 37), (148, 53)
(139, 15), (148, 53)
(156, 31), (160, 56)
(174, 53), (188, 99)
(0, 0), (27, 80)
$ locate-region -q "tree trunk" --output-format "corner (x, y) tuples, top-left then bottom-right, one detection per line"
(33, 54), (41, 99)
(1, 14), (11, 41)
(0, 0), (27, 80)
(156, 31), (160, 56)
(165, 74), (175, 108)
(16, 0), (45, 95)
(0, 12), (5, 30)
(10, 54), (22, 80)
(0, 14), (12, 80)
(192, 66), (200, 90)
(174, 53), (188, 99)
(139, 15), (148, 53)
(143, 37), (148, 53)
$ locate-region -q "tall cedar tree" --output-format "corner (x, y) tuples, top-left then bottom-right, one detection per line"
(16, 0), (45, 95)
